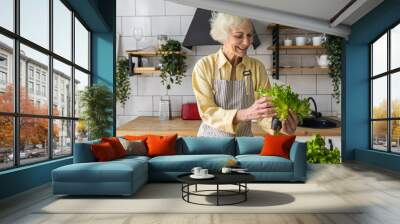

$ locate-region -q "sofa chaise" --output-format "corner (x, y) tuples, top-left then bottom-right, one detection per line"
(52, 136), (306, 196)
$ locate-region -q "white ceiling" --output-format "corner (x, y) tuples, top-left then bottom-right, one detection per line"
(168, 0), (384, 38)
(228, 0), (353, 24)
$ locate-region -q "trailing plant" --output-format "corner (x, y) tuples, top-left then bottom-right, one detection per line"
(116, 57), (131, 106)
(306, 134), (341, 164)
(158, 39), (187, 90)
(323, 35), (343, 104)
(79, 84), (113, 140)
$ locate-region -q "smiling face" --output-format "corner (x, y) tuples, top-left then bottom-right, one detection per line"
(223, 20), (254, 58)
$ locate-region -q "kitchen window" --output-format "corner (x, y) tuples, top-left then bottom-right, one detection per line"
(370, 22), (400, 154)
(0, 0), (91, 171)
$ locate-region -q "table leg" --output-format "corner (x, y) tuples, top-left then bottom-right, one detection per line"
(195, 184), (197, 192)
(217, 184), (219, 206)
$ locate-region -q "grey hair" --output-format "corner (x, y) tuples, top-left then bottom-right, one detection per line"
(209, 12), (252, 44)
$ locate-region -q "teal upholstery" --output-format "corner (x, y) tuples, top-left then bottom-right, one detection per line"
(149, 154), (234, 172)
(236, 137), (264, 154)
(52, 158), (148, 195)
(52, 136), (307, 195)
(236, 155), (293, 172)
(178, 137), (235, 155)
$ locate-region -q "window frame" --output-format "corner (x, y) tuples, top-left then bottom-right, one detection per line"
(0, 0), (92, 171)
(370, 19), (400, 154)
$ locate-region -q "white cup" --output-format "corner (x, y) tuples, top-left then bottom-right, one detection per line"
(191, 167), (202, 176)
(295, 36), (306, 46)
(312, 36), (322, 46)
(221, 167), (232, 174)
(200, 169), (208, 176)
(283, 39), (292, 46)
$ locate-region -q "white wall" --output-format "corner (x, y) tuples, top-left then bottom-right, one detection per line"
(116, 0), (341, 127)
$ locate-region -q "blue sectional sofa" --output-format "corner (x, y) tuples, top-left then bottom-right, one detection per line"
(52, 137), (306, 196)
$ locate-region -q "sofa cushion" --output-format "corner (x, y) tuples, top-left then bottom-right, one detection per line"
(53, 159), (147, 183)
(178, 137), (235, 155)
(236, 155), (293, 172)
(260, 134), (296, 159)
(147, 134), (177, 157)
(101, 137), (127, 158)
(236, 137), (264, 155)
(73, 140), (100, 163)
(119, 138), (147, 156)
(91, 142), (118, 161)
(148, 154), (235, 172)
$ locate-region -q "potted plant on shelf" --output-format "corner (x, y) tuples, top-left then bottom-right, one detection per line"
(116, 57), (131, 107)
(79, 84), (113, 140)
(157, 39), (187, 120)
(322, 35), (343, 104)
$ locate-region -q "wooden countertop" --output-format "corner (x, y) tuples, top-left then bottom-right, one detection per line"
(117, 116), (341, 137)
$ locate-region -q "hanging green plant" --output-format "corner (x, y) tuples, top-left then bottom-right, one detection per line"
(79, 84), (113, 140)
(116, 57), (131, 106)
(323, 35), (343, 104)
(158, 40), (187, 90)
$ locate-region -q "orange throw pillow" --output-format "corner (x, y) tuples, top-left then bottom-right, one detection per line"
(146, 134), (177, 157)
(260, 134), (296, 159)
(91, 142), (117, 161)
(101, 137), (126, 158)
(124, 135), (148, 142)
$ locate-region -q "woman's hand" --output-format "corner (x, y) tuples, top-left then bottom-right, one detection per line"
(280, 110), (299, 135)
(235, 97), (276, 123)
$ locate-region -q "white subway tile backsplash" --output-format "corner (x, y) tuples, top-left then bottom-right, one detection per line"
(167, 77), (194, 95)
(314, 95), (332, 112)
(280, 55), (301, 67)
(116, 17), (122, 34)
(138, 76), (167, 95)
(169, 96), (183, 112)
(301, 55), (317, 67)
(117, 0), (135, 16)
(255, 35), (272, 55)
(286, 75), (316, 94)
(165, 1), (196, 15)
(182, 95), (196, 104)
(136, 0), (165, 16)
(116, 3), (339, 118)
(195, 45), (221, 56)
(180, 16), (193, 35)
(151, 16), (181, 36)
(316, 75), (333, 94)
(122, 17), (151, 36)
(251, 55), (272, 70)
(120, 36), (137, 56)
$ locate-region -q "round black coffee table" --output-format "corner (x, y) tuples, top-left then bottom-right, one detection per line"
(177, 173), (255, 206)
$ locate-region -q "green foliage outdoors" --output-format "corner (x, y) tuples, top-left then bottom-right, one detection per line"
(79, 84), (113, 140)
(323, 35), (343, 104)
(258, 84), (310, 122)
(116, 57), (131, 106)
(306, 134), (341, 164)
(158, 40), (187, 90)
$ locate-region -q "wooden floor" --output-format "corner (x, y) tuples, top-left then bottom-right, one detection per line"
(1, 162), (400, 224)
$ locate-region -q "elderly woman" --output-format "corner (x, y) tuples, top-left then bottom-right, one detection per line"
(192, 12), (298, 137)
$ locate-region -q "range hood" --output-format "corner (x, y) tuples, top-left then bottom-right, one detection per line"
(182, 8), (261, 49)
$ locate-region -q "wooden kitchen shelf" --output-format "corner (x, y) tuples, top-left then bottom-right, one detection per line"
(126, 50), (184, 75)
(133, 67), (161, 74)
(272, 67), (329, 74)
(267, 45), (325, 50)
(126, 50), (184, 57)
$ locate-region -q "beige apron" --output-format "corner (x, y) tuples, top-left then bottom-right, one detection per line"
(197, 65), (255, 137)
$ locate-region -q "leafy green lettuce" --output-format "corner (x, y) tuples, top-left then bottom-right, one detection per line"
(257, 84), (310, 122)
